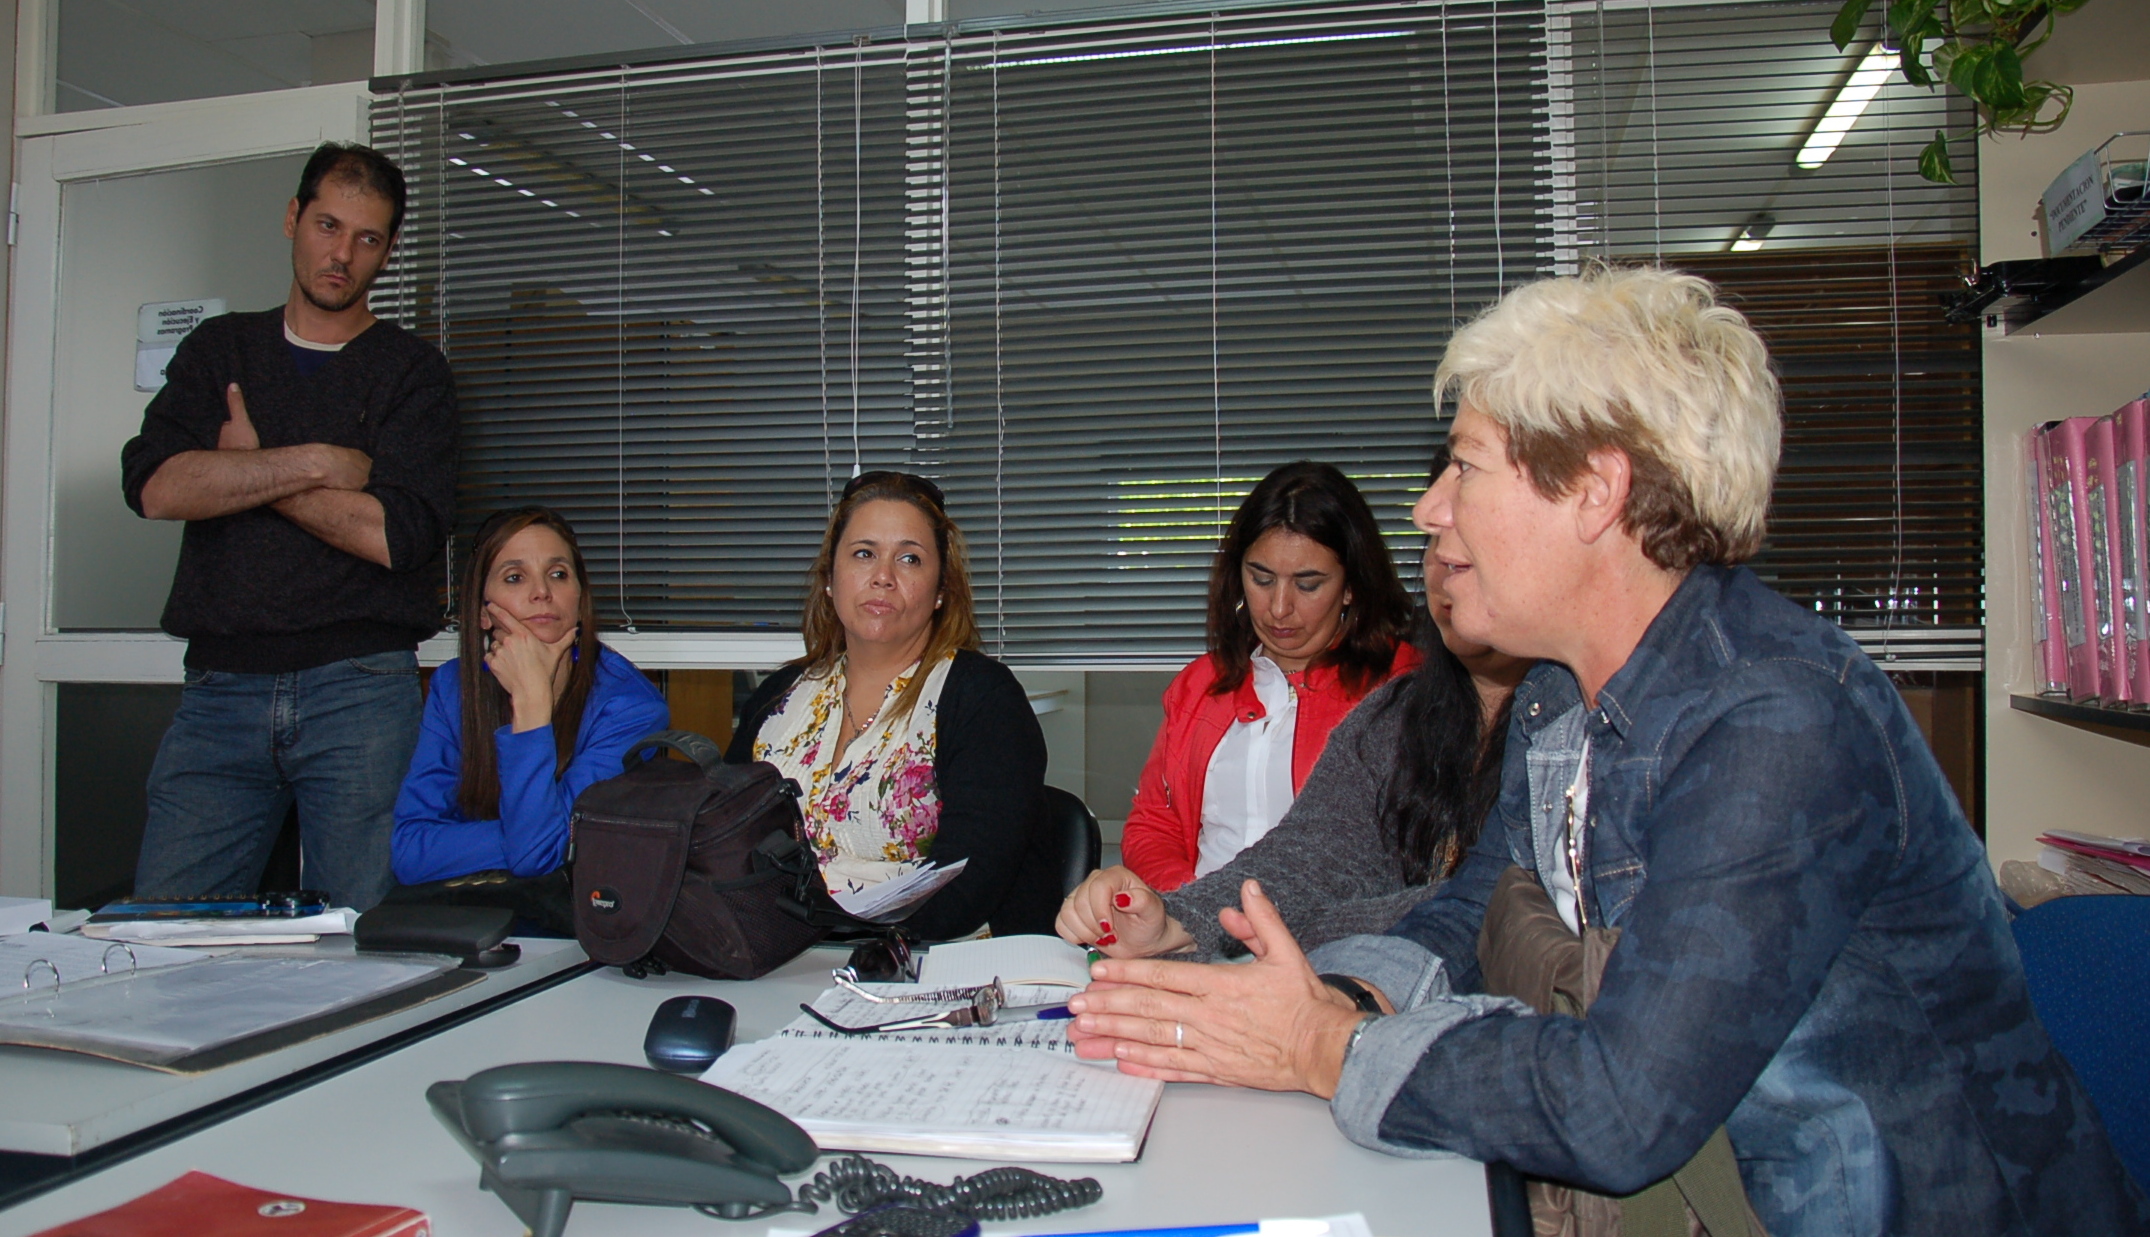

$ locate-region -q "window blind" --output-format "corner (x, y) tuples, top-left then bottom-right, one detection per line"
(1554, 0), (1983, 662)
(372, 0), (1551, 657)
(372, 45), (918, 630)
(929, 2), (1550, 659)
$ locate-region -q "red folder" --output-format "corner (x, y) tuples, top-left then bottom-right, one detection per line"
(2116, 398), (2150, 708)
(2046, 417), (2105, 702)
(28, 1171), (428, 1237)
(2028, 427), (2070, 696)
(2090, 415), (2132, 705)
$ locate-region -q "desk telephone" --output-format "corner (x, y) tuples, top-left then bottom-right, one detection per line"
(427, 1060), (819, 1237)
(430, 1059), (1105, 1237)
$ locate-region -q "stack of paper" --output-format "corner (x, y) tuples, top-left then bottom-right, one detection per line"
(0, 896), (53, 936)
(2036, 830), (2150, 896)
(81, 908), (358, 947)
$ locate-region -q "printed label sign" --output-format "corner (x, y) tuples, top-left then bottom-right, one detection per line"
(134, 298), (226, 392)
(2043, 150), (2105, 255)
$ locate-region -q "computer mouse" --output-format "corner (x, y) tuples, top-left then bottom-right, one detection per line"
(644, 995), (737, 1074)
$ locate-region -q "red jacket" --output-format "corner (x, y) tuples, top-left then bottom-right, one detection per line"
(1120, 641), (1422, 891)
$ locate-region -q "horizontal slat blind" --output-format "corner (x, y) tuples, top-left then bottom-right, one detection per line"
(373, 47), (916, 629)
(933, 2), (1550, 658)
(374, 2), (1552, 656)
(1556, 0), (1983, 656)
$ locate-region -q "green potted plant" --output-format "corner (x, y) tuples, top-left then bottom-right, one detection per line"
(1831, 0), (2092, 183)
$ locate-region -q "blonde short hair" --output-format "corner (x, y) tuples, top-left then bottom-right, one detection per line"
(1433, 266), (1782, 569)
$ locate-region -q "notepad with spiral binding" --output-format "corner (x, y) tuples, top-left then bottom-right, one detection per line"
(704, 984), (1163, 1161)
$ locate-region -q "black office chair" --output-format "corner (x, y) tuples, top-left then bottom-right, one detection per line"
(1040, 786), (1103, 898)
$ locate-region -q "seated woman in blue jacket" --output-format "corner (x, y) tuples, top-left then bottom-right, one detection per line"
(391, 507), (669, 894)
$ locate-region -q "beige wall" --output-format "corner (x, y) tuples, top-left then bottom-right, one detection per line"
(1980, 77), (2150, 868)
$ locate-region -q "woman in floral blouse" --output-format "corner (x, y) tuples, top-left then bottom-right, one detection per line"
(726, 471), (1057, 939)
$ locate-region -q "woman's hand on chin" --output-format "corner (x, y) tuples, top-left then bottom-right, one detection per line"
(1056, 866), (1193, 958)
(484, 602), (577, 732)
(1064, 879), (1367, 1098)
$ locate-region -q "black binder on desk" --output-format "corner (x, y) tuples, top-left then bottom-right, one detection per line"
(0, 954), (483, 1072)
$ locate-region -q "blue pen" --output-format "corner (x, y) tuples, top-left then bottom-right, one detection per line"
(1033, 1004), (1074, 1020)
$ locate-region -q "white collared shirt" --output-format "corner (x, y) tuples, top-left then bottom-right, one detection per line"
(1194, 651), (1300, 877)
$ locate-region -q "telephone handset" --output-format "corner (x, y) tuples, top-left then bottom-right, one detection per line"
(427, 1060), (820, 1237)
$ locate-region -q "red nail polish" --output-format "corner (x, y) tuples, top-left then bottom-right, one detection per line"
(1113, 893), (1133, 909)
(1100, 919), (1112, 931)
(1097, 933), (1118, 946)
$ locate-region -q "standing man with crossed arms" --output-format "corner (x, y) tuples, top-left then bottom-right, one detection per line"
(122, 142), (457, 912)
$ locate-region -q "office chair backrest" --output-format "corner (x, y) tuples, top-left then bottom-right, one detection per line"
(1040, 786), (1103, 899)
(2012, 894), (2150, 1193)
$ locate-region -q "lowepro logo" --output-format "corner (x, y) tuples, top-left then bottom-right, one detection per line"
(587, 888), (620, 914)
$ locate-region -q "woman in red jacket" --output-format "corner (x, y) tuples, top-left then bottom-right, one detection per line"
(1121, 461), (1418, 892)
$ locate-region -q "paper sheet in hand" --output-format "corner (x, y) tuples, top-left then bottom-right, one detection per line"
(918, 933), (1094, 990)
(0, 954), (451, 1067)
(704, 1036), (1162, 1161)
(829, 859), (967, 923)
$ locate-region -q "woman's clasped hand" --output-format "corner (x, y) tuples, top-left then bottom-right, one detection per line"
(1066, 879), (1379, 1098)
(481, 598), (579, 733)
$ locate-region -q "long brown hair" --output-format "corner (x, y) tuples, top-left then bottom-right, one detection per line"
(457, 507), (601, 820)
(798, 473), (980, 726)
(1204, 461), (1415, 695)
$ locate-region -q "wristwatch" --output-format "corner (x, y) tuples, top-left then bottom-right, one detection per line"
(1319, 972), (1383, 1013)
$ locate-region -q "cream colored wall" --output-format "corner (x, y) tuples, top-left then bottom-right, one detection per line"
(1981, 77), (2150, 868)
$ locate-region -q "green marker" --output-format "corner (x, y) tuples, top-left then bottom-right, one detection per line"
(1085, 946), (1105, 965)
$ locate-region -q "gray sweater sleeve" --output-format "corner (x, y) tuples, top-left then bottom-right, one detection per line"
(1160, 677), (1438, 958)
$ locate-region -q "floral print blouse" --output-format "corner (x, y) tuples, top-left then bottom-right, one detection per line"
(752, 653), (953, 894)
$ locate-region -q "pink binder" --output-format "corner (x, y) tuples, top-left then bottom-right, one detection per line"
(2089, 416), (2131, 705)
(2046, 416), (2104, 702)
(2116, 399), (2150, 708)
(2028, 427), (2070, 697)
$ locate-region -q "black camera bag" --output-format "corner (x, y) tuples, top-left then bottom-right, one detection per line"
(570, 730), (829, 980)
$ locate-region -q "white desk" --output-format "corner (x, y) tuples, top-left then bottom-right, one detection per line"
(0, 943), (1494, 1237)
(0, 937), (588, 1159)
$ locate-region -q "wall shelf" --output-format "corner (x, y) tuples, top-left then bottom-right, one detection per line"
(2011, 693), (2150, 738)
(1995, 245), (2150, 335)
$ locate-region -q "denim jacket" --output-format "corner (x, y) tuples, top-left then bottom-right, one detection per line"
(1309, 565), (2147, 1237)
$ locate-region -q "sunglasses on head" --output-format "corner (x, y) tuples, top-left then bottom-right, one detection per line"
(841, 471), (946, 512)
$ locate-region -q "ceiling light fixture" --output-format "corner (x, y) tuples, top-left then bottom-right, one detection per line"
(1796, 43), (1896, 171)
(1729, 213), (1776, 253)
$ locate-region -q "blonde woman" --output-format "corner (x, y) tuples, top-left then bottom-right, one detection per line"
(726, 472), (1056, 939)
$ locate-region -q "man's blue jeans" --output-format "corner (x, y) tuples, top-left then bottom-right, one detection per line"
(134, 650), (423, 911)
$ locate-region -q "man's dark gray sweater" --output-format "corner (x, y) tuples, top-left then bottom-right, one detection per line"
(1161, 675), (1442, 957)
(121, 309), (457, 673)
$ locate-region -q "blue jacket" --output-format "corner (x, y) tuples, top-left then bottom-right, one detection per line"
(1311, 565), (2147, 1236)
(391, 646), (670, 884)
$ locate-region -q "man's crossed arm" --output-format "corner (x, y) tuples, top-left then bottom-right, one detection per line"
(137, 384), (391, 567)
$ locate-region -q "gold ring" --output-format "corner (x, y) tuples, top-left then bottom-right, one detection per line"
(1174, 1022), (1185, 1049)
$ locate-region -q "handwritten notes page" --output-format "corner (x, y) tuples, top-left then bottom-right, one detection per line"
(704, 1036), (1162, 1161)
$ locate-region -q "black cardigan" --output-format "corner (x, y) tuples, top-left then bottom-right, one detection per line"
(728, 648), (1057, 940)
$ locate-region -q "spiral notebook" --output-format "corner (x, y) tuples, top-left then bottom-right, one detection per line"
(702, 984), (1163, 1161)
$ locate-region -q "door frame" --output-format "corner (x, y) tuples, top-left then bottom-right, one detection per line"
(0, 85), (372, 898)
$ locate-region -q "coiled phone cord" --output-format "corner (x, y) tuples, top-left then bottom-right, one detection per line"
(695, 1153), (1103, 1226)
(794, 1154), (1102, 1220)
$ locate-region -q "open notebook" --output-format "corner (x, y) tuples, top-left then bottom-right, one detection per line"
(702, 981), (1162, 1161)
